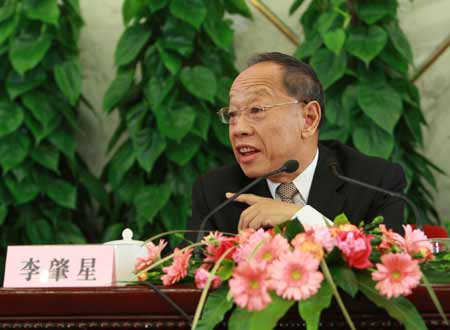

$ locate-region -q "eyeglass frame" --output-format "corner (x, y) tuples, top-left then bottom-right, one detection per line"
(217, 100), (310, 124)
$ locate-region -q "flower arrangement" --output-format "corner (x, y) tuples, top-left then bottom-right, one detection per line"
(135, 216), (449, 330)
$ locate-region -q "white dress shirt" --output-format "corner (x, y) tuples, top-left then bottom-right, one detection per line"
(266, 149), (331, 228)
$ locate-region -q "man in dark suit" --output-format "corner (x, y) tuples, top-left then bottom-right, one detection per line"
(190, 52), (406, 234)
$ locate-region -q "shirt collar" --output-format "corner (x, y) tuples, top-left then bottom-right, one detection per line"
(266, 149), (319, 203)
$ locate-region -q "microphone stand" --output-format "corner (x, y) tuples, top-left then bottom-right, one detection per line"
(329, 162), (422, 229)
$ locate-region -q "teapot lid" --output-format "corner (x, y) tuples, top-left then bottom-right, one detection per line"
(104, 228), (144, 245)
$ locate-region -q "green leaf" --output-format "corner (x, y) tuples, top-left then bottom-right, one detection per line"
(9, 33), (52, 75)
(169, 0), (207, 30)
(333, 213), (350, 225)
(180, 66), (217, 102)
(352, 118), (394, 158)
(122, 0), (146, 25)
(322, 28), (346, 54)
(211, 118), (230, 147)
(22, 91), (58, 130)
(103, 69), (134, 112)
(216, 259), (235, 281)
(358, 82), (403, 134)
(379, 43), (409, 77)
(354, 0), (396, 24)
(24, 114), (60, 145)
(156, 42), (181, 74)
(166, 136), (201, 166)
(107, 140), (136, 189)
(0, 12), (19, 46)
(0, 204), (6, 226)
(148, 0), (169, 13)
(54, 59), (81, 106)
(145, 75), (176, 108)
(133, 129), (167, 173)
(134, 183), (171, 225)
(154, 104), (197, 142)
(159, 18), (196, 57)
(197, 286), (234, 330)
(385, 20), (413, 64)
(345, 26), (388, 65)
(289, 0), (305, 15)
(294, 32), (322, 59)
(224, 0), (252, 18)
(0, 1), (16, 22)
(115, 24), (151, 66)
(79, 166), (109, 210)
(317, 11), (337, 34)
(30, 143), (59, 173)
(102, 223), (125, 242)
(310, 49), (346, 89)
(299, 281), (333, 330)
(330, 266), (358, 297)
(0, 102), (24, 137)
(48, 127), (76, 160)
(5, 174), (39, 204)
(24, 0), (60, 25)
(0, 132), (31, 173)
(204, 16), (233, 50)
(25, 218), (54, 244)
(56, 221), (86, 244)
(38, 174), (77, 209)
(191, 108), (211, 140)
(357, 273), (427, 330)
(228, 294), (295, 330)
(6, 67), (47, 99)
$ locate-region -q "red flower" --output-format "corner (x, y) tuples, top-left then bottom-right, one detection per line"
(410, 224), (449, 239)
(336, 228), (373, 269)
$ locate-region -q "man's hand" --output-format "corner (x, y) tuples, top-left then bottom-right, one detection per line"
(226, 193), (303, 231)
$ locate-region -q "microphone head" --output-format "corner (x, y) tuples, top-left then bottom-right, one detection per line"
(283, 160), (299, 173)
(328, 160), (339, 175)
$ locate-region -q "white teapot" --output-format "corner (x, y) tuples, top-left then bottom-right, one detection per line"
(104, 228), (145, 285)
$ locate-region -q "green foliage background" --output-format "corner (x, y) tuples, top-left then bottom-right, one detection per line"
(291, 0), (442, 223)
(0, 0), (107, 281)
(0, 0), (443, 283)
(101, 0), (252, 244)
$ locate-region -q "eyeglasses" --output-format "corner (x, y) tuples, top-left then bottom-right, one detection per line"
(217, 100), (307, 124)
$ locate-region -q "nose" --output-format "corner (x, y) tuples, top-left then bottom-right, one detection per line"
(229, 113), (254, 137)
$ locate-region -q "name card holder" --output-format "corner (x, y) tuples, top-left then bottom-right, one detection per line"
(3, 245), (115, 288)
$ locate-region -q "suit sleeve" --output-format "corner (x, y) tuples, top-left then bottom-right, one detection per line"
(368, 163), (407, 233)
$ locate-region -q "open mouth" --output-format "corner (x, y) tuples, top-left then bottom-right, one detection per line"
(238, 146), (260, 156)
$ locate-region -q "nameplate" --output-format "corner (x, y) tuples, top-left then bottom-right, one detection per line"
(3, 245), (115, 288)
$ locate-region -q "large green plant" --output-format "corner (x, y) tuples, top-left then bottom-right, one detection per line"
(0, 0), (106, 277)
(290, 0), (443, 223)
(102, 0), (251, 242)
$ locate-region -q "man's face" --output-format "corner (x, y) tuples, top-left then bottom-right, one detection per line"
(228, 62), (305, 179)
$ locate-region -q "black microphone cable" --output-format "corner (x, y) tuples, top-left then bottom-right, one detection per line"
(328, 160), (422, 229)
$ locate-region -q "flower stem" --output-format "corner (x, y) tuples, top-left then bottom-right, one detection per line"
(421, 273), (449, 325)
(191, 246), (235, 330)
(320, 260), (357, 330)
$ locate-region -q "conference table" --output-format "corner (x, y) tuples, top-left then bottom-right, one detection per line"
(0, 284), (449, 329)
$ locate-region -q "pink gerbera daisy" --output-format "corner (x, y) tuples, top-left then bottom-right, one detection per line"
(134, 239), (167, 272)
(229, 261), (272, 311)
(269, 250), (323, 300)
(403, 225), (433, 261)
(161, 248), (192, 286)
(372, 253), (422, 298)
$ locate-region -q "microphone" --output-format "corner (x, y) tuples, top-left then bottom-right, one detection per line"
(328, 160), (422, 229)
(195, 160), (299, 243)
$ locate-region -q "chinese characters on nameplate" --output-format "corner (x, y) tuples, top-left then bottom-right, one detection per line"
(3, 245), (115, 287)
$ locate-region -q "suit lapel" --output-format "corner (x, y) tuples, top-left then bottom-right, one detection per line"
(308, 143), (346, 220)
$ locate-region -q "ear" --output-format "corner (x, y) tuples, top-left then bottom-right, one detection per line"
(301, 101), (321, 138)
